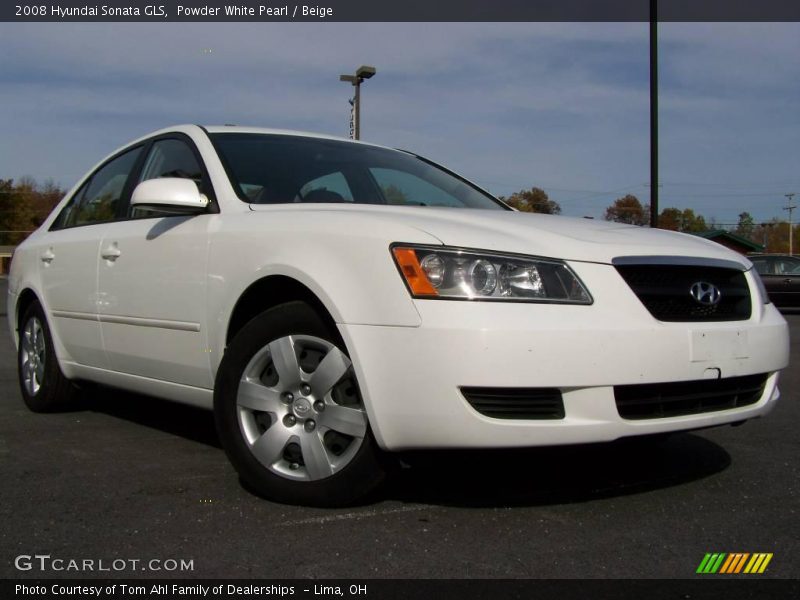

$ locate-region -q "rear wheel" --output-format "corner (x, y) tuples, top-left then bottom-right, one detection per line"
(18, 300), (78, 412)
(214, 301), (388, 506)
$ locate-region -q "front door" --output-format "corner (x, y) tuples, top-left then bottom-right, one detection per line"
(97, 137), (214, 388)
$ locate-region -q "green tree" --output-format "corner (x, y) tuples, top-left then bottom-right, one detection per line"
(657, 207), (708, 232)
(604, 194), (648, 226)
(735, 211), (756, 241)
(500, 187), (561, 214)
(679, 208), (707, 233)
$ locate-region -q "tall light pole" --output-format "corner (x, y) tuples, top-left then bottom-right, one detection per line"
(339, 65), (376, 140)
(649, 0), (659, 228)
(785, 193), (796, 255)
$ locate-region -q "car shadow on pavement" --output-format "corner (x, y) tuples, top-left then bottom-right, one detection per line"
(388, 433), (731, 507)
(78, 385), (730, 508)
(81, 386), (222, 449)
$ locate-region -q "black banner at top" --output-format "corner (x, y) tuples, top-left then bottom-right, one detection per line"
(2, 0), (800, 22)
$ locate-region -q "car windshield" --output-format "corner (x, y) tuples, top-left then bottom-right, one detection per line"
(210, 133), (506, 210)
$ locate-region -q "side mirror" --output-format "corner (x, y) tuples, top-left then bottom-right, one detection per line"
(130, 178), (209, 214)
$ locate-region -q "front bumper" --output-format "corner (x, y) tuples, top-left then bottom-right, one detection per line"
(338, 262), (790, 451)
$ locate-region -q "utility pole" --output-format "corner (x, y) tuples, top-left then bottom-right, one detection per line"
(339, 65), (376, 140)
(785, 193), (796, 256)
(649, 0), (659, 228)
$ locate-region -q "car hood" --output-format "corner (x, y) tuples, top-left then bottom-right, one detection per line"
(249, 204), (751, 268)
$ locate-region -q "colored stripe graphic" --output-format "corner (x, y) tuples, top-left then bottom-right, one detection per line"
(745, 554), (761, 573)
(744, 553), (774, 574)
(733, 553), (750, 573)
(710, 553), (726, 573)
(719, 554), (736, 574)
(698, 552), (773, 574)
(758, 554), (773, 573)
(697, 553), (727, 573)
(696, 553), (713, 573)
(719, 553), (749, 573)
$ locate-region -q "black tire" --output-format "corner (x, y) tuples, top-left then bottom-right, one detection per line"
(214, 301), (389, 507)
(17, 300), (79, 412)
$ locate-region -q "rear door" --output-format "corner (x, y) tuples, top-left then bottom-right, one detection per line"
(97, 135), (214, 388)
(39, 146), (143, 368)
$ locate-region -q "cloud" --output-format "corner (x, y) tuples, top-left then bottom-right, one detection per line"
(0, 21), (797, 223)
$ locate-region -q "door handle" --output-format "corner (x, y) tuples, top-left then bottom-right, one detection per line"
(101, 244), (121, 261)
(784, 278), (793, 283)
(40, 248), (55, 264)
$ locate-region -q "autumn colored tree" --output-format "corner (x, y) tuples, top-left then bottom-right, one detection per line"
(753, 219), (800, 254)
(658, 207), (683, 231)
(500, 187), (561, 214)
(0, 178), (66, 244)
(604, 194), (648, 226)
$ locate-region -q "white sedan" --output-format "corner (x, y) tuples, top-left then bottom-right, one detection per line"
(7, 125), (790, 506)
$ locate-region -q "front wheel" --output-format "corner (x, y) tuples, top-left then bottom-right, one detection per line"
(214, 301), (388, 506)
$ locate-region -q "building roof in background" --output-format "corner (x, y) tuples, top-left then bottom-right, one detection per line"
(693, 230), (764, 252)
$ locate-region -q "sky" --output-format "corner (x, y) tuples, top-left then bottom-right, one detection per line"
(1, 22), (798, 225)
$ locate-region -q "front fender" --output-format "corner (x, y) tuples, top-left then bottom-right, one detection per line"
(206, 211), (440, 372)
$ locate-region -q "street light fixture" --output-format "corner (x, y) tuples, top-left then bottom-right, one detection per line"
(340, 65), (376, 140)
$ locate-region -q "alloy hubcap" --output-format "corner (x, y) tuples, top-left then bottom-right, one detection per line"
(20, 317), (46, 396)
(236, 334), (367, 481)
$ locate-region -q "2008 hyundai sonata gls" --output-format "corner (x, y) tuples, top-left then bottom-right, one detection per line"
(7, 125), (790, 506)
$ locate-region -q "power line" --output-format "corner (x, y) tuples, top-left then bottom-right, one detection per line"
(659, 180), (800, 187)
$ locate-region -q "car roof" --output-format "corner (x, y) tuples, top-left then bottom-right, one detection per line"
(200, 125), (396, 151)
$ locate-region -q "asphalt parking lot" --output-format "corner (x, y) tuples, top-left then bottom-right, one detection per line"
(0, 278), (797, 579)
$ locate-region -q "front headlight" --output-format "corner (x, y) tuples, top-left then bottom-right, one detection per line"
(391, 245), (592, 304)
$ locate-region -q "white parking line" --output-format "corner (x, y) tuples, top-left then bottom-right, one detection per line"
(280, 504), (431, 526)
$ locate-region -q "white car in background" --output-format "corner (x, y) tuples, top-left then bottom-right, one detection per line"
(7, 125), (790, 506)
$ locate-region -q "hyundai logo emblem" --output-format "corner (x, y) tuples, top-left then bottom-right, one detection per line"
(690, 281), (722, 306)
(293, 398), (311, 415)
